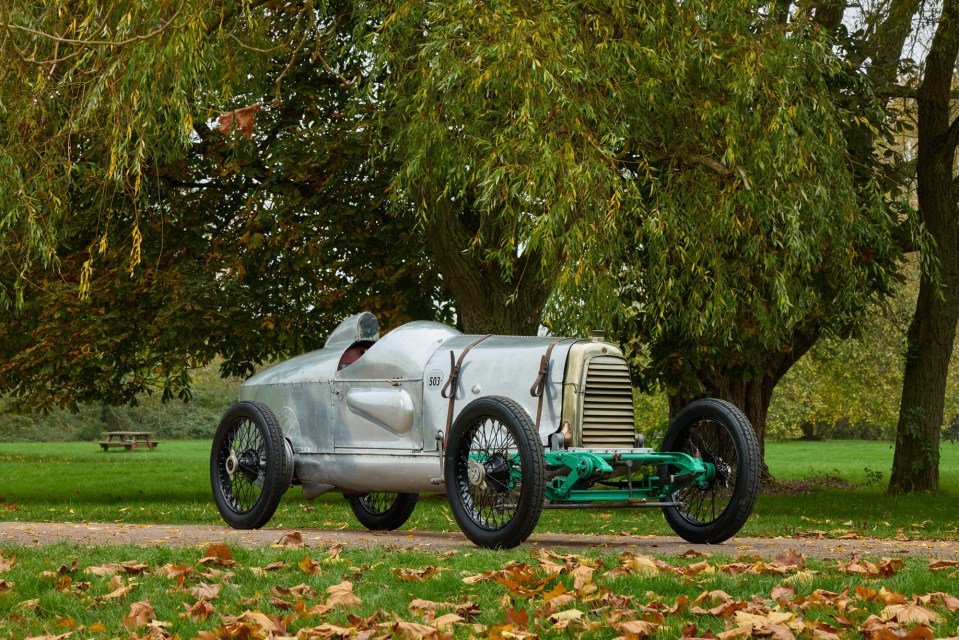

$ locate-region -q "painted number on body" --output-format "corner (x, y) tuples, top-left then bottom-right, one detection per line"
(427, 369), (444, 389)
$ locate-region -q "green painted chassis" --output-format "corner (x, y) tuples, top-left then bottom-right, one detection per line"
(506, 449), (715, 505)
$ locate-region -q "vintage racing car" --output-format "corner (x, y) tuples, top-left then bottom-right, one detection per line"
(211, 312), (761, 548)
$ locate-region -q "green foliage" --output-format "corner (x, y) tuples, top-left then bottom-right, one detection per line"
(768, 325), (906, 441)
(634, 392), (670, 446)
(0, 1), (447, 410)
(768, 262), (959, 441)
(374, 0), (900, 405)
(0, 0), (908, 431)
(0, 0), (264, 304)
(0, 362), (240, 442)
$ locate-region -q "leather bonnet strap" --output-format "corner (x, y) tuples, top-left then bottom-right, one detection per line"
(441, 334), (493, 447)
(530, 338), (566, 429)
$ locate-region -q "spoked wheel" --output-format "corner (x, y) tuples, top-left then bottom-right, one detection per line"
(211, 401), (294, 529)
(660, 398), (760, 544)
(348, 492), (419, 530)
(445, 396), (545, 549)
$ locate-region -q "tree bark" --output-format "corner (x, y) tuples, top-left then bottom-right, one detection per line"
(423, 198), (551, 335)
(889, 0), (959, 494)
(669, 330), (817, 479)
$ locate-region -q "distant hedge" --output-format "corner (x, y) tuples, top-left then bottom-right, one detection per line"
(0, 363), (240, 443)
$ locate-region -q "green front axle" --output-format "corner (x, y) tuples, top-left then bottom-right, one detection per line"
(543, 449), (715, 504)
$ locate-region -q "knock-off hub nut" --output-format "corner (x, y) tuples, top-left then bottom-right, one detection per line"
(467, 459), (487, 490)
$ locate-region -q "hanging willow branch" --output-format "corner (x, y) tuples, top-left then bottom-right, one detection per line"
(0, 0), (188, 67)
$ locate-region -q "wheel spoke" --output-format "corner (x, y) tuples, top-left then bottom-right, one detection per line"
(218, 417), (265, 514)
(673, 417), (738, 525)
(359, 492), (398, 514)
(455, 415), (523, 530)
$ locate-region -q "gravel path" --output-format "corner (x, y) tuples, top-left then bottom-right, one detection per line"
(1, 521), (957, 559)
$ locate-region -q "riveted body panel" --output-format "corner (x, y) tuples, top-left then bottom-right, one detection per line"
(236, 313), (635, 496)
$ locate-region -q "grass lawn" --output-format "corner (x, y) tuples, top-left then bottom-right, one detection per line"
(761, 441), (959, 539)
(2, 542), (959, 638)
(1, 440), (957, 540)
(2, 441), (959, 639)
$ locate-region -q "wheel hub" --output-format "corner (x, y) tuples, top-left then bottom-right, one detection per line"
(714, 459), (731, 487)
(485, 453), (512, 492)
(467, 459), (487, 491)
(701, 453), (730, 489)
(225, 451), (239, 478)
(233, 448), (263, 484)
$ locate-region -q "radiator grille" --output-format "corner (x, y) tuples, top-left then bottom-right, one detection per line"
(581, 356), (637, 448)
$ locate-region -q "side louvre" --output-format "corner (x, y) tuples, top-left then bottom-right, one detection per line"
(581, 356), (637, 448)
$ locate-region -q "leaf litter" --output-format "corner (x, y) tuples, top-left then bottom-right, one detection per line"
(1, 545), (959, 639)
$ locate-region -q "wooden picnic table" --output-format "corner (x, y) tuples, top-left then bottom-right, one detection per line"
(98, 431), (161, 451)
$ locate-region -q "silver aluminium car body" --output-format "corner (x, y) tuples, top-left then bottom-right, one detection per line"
(239, 312), (640, 500)
(213, 310), (762, 549)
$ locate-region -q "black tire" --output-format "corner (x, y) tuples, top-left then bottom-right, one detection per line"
(211, 401), (294, 529)
(444, 396), (546, 549)
(347, 492), (419, 530)
(660, 398), (761, 544)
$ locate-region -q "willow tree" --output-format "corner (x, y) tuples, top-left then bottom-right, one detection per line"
(0, 1), (443, 408)
(372, 0), (901, 466)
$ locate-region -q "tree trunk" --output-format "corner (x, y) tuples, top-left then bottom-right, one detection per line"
(890, 0), (959, 494)
(669, 331), (817, 479)
(889, 277), (957, 492)
(423, 199), (551, 335)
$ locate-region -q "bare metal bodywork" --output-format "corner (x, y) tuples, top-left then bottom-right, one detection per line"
(239, 312), (639, 499)
(214, 310), (762, 548)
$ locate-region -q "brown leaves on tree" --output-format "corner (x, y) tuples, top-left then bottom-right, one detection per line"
(217, 103), (263, 139)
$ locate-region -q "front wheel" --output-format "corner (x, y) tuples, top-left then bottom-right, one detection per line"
(660, 398), (760, 544)
(445, 396), (546, 549)
(211, 401), (294, 529)
(348, 492), (419, 530)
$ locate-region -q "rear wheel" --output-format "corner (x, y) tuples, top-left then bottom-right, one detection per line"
(348, 492), (418, 530)
(211, 401), (293, 529)
(660, 398), (760, 544)
(445, 396), (545, 549)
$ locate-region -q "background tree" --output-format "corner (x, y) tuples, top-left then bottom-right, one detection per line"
(5, 0), (950, 501)
(806, 0), (959, 493)
(0, 1), (445, 408)
(889, 0), (959, 493)
(374, 0), (902, 474)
